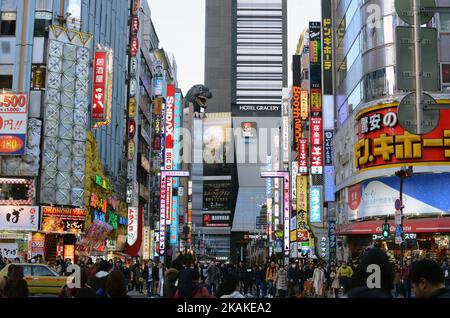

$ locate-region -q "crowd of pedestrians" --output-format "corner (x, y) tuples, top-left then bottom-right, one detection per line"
(1, 250), (449, 299)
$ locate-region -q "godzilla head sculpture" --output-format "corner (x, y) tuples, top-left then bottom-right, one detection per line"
(184, 84), (213, 118)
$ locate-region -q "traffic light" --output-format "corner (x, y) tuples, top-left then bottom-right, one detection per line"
(382, 223), (390, 239)
(395, 166), (413, 178)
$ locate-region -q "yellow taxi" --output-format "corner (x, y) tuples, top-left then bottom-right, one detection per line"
(0, 263), (71, 295)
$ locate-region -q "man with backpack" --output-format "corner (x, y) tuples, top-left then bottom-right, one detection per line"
(91, 260), (112, 298)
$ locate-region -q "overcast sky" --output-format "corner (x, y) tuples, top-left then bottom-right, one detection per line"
(148, 0), (321, 94)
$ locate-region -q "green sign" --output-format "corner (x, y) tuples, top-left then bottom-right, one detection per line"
(108, 212), (118, 230)
(95, 175), (110, 190)
(382, 223), (390, 239)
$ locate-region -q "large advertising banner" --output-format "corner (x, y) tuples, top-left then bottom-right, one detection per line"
(0, 92), (28, 155)
(0, 206), (39, 231)
(355, 106), (450, 171)
(292, 86), (302, 151)
(41, 206), (86, 234)
(348, 173), (450, 221)
(203, 181), (232, 211)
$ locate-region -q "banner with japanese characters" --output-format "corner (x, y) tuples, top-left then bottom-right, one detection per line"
(310, 117), (323, 175)
(0, 92), (28, 155)
(0, 243), (18, 259)
(355, 106), (450, 171)
(0, 206), (39, 231)
(41, 206), (86, 234)
(92, 49), (113, 128)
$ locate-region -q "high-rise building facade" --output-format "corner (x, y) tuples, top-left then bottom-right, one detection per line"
(331, 0), (450, 261)
(205, 0), (288, 262)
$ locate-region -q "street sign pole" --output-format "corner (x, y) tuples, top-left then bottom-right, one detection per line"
(414, 0), (423, 135)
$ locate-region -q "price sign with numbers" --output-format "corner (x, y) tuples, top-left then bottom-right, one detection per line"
(0, 92), (28, 155)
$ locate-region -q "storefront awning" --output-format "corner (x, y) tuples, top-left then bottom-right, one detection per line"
(336, 217), (450, 235)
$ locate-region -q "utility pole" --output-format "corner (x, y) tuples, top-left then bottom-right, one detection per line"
(413, 0), (423, 135)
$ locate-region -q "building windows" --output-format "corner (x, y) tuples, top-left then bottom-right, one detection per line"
(442, 64), (450, 85)
(0, 75), (13, 89)
(34, 19), (51, 37)
(439, 13), (450, 32)
(363, 66), (395, 102)
(0, 12), (16, 36)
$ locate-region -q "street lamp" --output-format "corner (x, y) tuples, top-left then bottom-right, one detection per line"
(395, 166), (413, 267)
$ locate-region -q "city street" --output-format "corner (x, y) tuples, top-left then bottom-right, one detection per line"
(0, 0), (450, 302)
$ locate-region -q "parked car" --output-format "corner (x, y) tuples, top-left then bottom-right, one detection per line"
(0, 263), (72, 295)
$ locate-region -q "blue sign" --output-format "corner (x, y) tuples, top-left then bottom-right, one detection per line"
(395, 225), (402, 237)
(290, 216), (296, 231)
(324, 166), (335, 202)
(310, 186), (322, 223)
(93, 210), (106, 223)
(266, 156), (273, 197)
(275, 239), (283, 253)
(118, 216), (128, 226)
(170, 196), (179, 245)
(153, 79), (163, 96)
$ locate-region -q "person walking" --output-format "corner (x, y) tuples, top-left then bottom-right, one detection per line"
(206, 262), (220, 295)
(265, 261), (277, 298)
(175, 268), (210, 298)
(312, 264), (326, 298)
(401, 260), (412, 298)
(255, 265), (266, 298)
(3, 266), (29, 298)
(287, 262), (300, 298)
(143, 261), (153, 297)
(216, 274), (245, 298)
(337, 261), (353, 294)
(409, 259), (450, 298)
(105, 270), (131, 298)
(243, 264), (254, 296)
(157, 262), (166, 297)
(91, 260), (112, 298)
(347, 247), (395, 298)
(274, 265), (288, 298)
(330, 266), (340, 298)
(164, 259), (182, 298)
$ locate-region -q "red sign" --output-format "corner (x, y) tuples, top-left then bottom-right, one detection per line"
(355, 106), (450, 171)
(297, 230), (309, 242)
(132, 16), (139, 35)
(310, 117), (322, 145)
(130, 37), (139, 57)
(298, 139), (308, 174)
(129, 119), (136, 138)
(336, 217), (450, 235)
(92, 51), (107, 121)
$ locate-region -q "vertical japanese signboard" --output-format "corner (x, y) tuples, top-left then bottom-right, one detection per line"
(321, 0), (333, 95)
(127, 207), (138, 246)
(164, 84), (175, 226)
(310, 118), (323, 175)
(292, 86), (302, 152)
(284, 173), (290, 256)
(92, 49), (113, 128)
(298, 139), (308, 174)
(0, 93), (28, 155)
(310, 186), (323, 223)
(296, 176), (309, 243)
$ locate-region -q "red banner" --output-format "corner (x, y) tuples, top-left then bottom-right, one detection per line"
(298, 139), (308, 174)
(355, 106), (450, 171)
(92, 51), (107, 121)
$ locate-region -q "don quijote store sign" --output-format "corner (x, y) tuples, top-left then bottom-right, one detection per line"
(354, 104), (450, 171)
